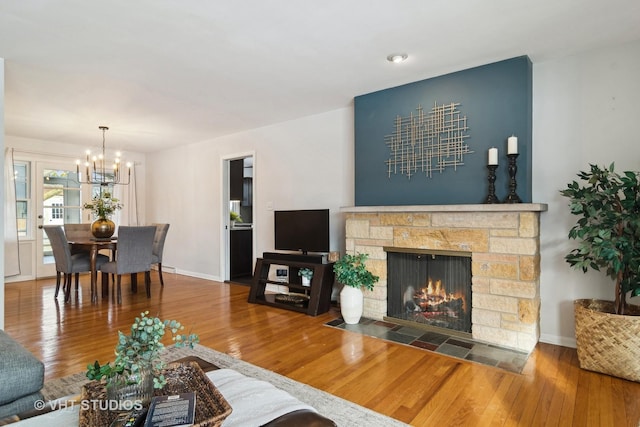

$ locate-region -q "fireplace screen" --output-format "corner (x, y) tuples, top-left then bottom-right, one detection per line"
(386, 251), (472, 333)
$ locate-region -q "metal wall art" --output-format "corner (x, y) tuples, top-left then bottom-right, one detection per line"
(385, 102), (471, 179)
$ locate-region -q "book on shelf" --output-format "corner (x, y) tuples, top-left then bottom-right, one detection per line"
(143, 392), (196, 427)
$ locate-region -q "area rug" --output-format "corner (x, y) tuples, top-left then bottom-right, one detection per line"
(41, 345), (409, 427)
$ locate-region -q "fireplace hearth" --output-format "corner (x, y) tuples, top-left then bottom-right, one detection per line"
(387, 250), (472, 333)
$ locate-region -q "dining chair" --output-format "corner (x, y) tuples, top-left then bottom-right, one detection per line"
(151, 223), (170, 286)
(43, 225), (109, 302)
(99, 225), (156, 304)
(63, 223), (92, 242)
(63, 223), (92, 255)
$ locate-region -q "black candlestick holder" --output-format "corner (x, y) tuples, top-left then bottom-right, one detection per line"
(503, 153), (522, 203)
(484, 165), (500, 204)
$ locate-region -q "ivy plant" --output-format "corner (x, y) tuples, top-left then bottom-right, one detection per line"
(86, 311), (199, 389)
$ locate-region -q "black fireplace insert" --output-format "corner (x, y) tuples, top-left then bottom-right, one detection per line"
(386, 249), (472, 333)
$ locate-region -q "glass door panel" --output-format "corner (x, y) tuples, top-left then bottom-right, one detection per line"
(36, 163), (84, 277)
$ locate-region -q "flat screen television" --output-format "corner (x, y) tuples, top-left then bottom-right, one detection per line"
(274, 209), (330, 254)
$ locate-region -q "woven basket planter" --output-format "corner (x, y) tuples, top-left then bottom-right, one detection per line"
(574, 299), (640, 382)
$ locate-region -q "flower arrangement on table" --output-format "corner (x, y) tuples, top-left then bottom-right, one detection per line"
(83, 191), (122, 220)
(86, 311), (199, 389)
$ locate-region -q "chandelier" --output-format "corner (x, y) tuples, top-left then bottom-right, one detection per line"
(76, 126), (130, 186)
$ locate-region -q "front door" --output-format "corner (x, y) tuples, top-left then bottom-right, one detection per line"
(35, 161), (85, 278)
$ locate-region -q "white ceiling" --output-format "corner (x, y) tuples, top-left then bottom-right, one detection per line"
(1, 1), (639, 154)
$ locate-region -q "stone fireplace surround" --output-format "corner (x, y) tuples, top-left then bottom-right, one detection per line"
(340, 204), (547, 353)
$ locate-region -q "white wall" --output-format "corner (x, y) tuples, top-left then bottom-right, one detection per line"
(1, 58), (5, 329)
(145, 107), (354, 281)
(533, 39), (640, 347)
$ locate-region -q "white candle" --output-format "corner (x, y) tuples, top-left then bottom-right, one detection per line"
(488, 147), (498, 165)
(508, 136), (518, 154)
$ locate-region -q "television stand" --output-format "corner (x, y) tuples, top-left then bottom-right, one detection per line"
(248, 256), (335, 316)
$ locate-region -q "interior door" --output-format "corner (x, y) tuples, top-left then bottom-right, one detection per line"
(35, 161), (86, 278)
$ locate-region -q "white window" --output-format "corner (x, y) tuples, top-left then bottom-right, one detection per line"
(14, 161), (30, 237)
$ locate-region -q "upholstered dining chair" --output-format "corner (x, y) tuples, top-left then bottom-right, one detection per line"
(151, 223), (170, 286)
(99, 225), (156, 304)
(63, 223), (92, 255)
(63, 223), (92, 242)
(43, 225), (109, 302)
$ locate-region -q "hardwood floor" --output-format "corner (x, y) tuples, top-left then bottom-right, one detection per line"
(4, 273), (640, 426)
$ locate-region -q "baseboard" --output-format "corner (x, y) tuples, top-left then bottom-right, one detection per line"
(174, 269), (220, 282)
(539, 333), (576, 349)
(152, 265), (176, 274)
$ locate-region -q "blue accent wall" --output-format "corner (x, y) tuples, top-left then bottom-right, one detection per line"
(354, 56), (532, 205)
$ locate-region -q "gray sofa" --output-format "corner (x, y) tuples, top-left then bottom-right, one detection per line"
(0, 330), (44, 418)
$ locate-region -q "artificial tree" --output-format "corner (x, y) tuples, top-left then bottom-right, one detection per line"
(561, 163), (640, 315)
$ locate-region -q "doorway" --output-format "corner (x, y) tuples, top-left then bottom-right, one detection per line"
(35, 161), (85, 278)
(222, 154), (254, 285)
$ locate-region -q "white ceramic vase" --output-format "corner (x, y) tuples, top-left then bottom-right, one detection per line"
(340, 285), (363, 324)
(302, 277), (311, 286)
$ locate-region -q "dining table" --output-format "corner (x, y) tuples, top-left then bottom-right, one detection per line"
(68, 238), (117, 303)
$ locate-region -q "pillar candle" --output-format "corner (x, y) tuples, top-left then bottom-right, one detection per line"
(488, 147), (498, 165)
(508, 136), (518, 154)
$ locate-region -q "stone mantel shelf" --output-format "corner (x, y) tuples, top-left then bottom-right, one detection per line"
(340, 203), (548, 213)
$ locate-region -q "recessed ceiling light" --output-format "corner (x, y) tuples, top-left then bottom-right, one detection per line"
(387, 53), (408, 63)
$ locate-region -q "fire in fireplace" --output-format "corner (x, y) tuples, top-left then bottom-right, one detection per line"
(386, 249), (472, 333)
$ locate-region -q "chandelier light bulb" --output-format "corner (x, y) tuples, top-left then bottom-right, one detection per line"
(76, 125), (131, 186)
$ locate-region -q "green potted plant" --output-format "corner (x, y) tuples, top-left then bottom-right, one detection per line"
(560, 163), (640, 381)
(298, 267), (313, 286)
(333, 253), (379, 324)
(83, 190), (122, 238)
(86, 311), (199, 405)
(230, 211), (242, 227)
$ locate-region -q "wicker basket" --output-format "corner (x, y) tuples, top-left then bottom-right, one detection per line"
(162, 362), (232, 427)
(79, 361), (232, 427)
(574, 299), (640, 382)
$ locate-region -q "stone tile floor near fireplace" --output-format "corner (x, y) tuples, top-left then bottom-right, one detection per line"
(326, 318), (529, 374)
